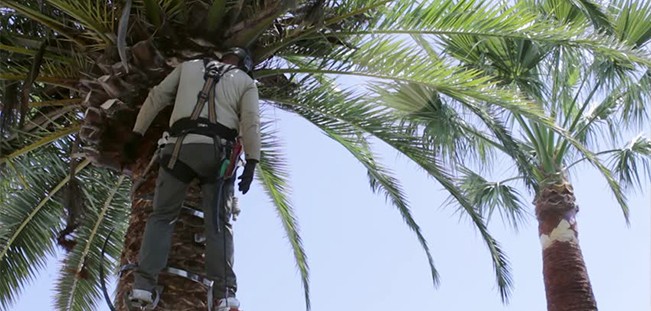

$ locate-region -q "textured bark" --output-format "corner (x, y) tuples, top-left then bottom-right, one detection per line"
(535, 181), (597, 311)
(116, 157), (211, 310)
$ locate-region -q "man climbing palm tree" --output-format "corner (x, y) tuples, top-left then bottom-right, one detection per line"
(122, 47), (261, 311)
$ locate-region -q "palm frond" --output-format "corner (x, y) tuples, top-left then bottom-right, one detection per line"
(610, 0), (651, 48)
(257, 124), (310, 311)
(141, 0), (163, 27)
(370, 82), (484, 165)
(266, 78), (514, 301)
(455, 167), (528, 231)
(54, 172), (130, 311)
(567, 0), (614, 32)
(1, 105), (80, 154)
(324, 0), (651, 67)
(443, 35), (549, 102)
(0, 44), (71, 62)
(0, 142), (82, 310)
(285, 82), (440, 286)
(561, 129), (630, 222)
(616, 71), (651, 129)
(0, 1), (84, 46)
(370, 82), (536, 189)
(607, 134), (651, 191)
(0, 124), (80, 163)
(280, 36), (552, 130)
(45, 0), (116, 46)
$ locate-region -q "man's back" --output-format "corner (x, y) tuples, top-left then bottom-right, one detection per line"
(170, 60), (257, 145)
(132, 58), (261, 161)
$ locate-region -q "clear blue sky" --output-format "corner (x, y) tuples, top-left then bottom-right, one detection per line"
(10, 109), (650, 311)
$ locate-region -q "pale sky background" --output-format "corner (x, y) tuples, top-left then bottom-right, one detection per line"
(8, 106), (651, 311)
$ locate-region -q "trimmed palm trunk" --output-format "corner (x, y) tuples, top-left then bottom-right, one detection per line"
(117, 156), (210, 310)
(76, 32), (220, 309)
(534, 180), (597, 311)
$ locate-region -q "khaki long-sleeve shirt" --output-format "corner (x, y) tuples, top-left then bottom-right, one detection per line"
(133, 59), (261, 161)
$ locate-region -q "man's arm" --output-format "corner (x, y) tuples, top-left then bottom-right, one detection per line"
(239, 82), (261, 161)
(132, 65), (182, 134)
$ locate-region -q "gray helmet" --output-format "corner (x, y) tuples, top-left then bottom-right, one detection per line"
(222, 47), (253, 73)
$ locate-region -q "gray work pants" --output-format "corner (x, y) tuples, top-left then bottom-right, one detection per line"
(134, 143), (236, 299)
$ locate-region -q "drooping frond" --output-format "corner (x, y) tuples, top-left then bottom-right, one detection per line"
(256, 124), (310, 310)
(282, 78), (440, 287)
(0, 141), (80, 310)
(370, 81), (490, 165)
(53, 172), (130, 311)
(455, 167), (528, 231)
(618, 71), (651, 128)
(279, 36), (554, 130)
(607, 134), (651, 191)
(442, 34), (549, 102)
(265, 77), (514, 301)
(0, 124), (80, 163)
(369, 82), (537, 190)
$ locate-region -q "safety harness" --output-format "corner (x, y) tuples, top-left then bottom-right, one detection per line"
(100, 60), (246, 311)
(160, 60), (239, 184)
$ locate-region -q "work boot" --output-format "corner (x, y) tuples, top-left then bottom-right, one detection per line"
(214, 297), (240, 311)
(128, 289), (154, 309)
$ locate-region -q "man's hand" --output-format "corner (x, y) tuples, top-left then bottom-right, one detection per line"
(238, 159), (257, 194)
(123, 132), (143, 164)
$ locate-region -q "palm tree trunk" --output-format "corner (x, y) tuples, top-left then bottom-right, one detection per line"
(535, 180), (597, 311)
(116, 158), (210, 310)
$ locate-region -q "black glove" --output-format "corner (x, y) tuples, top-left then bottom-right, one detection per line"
(238, 159), (257, 194)
(123, 132), (143, 164)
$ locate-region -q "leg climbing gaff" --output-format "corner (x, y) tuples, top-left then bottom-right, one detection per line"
(100, 229), (163, 311)
(100, 143), (241, 310)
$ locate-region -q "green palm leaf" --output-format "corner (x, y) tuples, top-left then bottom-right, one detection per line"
(609, 0), (651, 48)
(0, 0), (85, 46)
(608, 134), (651, 190)
(44, 0), (116, 46)
(266, 78), (513, 301)
(54, 172), (130, 311)
(567, 0), (614, 32)
(284, 80), (440, 287)
(257, 124), (310, 310)
(0, 143), (83, 309)
(371, 82), (537, 189)
(455, 167), (528, 231)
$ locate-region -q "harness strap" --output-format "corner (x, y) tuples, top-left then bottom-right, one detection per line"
(166, 136), (186, 170)
(166, 64), (239, 172)
(167, 73), (217, 170)
(194, 75), (217, 119)
(167, 118), (238, 141)
(208, 82), (217, 123)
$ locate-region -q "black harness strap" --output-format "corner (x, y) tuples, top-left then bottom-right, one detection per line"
(168, 117), (237, 141)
